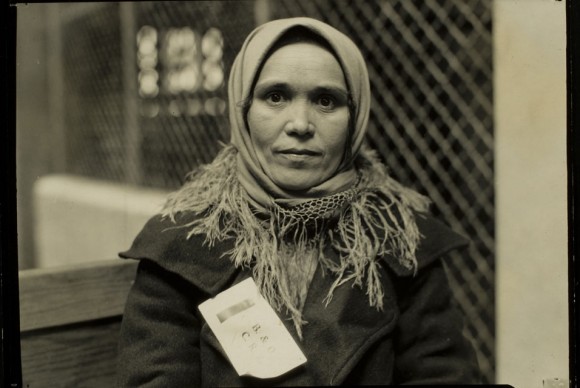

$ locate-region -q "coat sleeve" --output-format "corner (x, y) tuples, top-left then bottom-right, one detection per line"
(391, 258), (482, 385)
(117, 259), (205, 387)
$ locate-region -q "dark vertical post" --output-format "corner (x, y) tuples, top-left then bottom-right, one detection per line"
(120, 2), (141, 185)
(1, 3), (23, 388)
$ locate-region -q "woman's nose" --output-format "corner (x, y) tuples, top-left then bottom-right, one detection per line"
(284, 102), (314, 136)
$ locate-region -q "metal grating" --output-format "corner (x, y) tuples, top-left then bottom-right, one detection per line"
(63, 3), (125, 182)
(57, 0), (494, 383)
(269, 1), (494, 382)
(135, 1), (256, 187)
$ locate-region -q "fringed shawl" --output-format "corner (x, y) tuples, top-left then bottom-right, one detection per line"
(162, 145), (430, 337)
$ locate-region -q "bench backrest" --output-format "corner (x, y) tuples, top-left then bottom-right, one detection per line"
(19, 260), (138, 388)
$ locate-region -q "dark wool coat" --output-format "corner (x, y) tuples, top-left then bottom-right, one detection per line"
(117, 212), (482, 386)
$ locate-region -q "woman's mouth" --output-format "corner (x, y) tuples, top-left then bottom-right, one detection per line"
(276, 148), (322, 163)
(277, 148), (321, 156)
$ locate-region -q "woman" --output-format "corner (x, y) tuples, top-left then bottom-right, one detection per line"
(118, 17), (481, 386)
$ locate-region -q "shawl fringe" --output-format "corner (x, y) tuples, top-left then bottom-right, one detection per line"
(162, 144), (430, 337)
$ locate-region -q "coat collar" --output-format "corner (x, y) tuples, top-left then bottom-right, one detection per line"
(384, 212), (470, 276)
(121, 211), (469, 291)
(119, 212), (238, 296)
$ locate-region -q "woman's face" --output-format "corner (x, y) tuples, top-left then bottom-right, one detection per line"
(247, 42), (350, 192)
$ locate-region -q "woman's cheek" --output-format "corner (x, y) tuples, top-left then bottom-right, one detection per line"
(248, 105), (280, 141)
(321, 112), (350, 149)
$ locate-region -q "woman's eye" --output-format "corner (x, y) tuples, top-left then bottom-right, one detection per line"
(266, 92), (284, 104)
(317, 95), (336, 109)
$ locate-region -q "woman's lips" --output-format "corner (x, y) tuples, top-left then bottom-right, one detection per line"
(277, 147), (322, 155)
(275, 148), (322, 162)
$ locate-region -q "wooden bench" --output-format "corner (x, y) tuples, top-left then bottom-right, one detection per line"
(19, 260), (138, 388)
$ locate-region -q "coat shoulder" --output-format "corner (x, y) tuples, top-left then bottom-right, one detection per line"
(415, 213), (470, 266)
(382, 212), (470, 276)
(119, 212), (238, 295)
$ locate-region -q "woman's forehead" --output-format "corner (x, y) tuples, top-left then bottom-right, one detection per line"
(254, 42), (347, 92)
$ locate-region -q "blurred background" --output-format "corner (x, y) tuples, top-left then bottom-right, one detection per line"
(16, 1), (567, 387)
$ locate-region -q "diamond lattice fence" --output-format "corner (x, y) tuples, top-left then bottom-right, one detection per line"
(269, 1), (495, 382)
(58, 1), (494, 382)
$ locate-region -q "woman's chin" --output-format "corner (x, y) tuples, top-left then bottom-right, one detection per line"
(271, 176), (321, 193)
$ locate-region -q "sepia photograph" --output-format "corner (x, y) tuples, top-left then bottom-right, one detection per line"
(12, 0), (568, 387)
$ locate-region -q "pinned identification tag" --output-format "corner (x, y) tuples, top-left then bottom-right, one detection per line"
(198, 278), (307, 378)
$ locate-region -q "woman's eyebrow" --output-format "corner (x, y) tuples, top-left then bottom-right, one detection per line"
(311, 86), (349, 99)
(254, 81), (348, 97)
(253, 81), (290, 93)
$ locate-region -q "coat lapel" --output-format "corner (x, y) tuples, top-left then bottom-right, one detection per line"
(297, 245), (399, 385)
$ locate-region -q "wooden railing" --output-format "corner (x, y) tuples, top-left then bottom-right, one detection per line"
(19, 260), (138, 388)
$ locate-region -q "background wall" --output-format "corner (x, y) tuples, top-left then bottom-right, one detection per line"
(494, 0), (568, 387)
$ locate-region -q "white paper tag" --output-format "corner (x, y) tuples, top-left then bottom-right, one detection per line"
(198, 278), (307, 379)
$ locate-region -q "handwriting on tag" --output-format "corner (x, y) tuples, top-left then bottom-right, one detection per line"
(198, 277), (307, 379)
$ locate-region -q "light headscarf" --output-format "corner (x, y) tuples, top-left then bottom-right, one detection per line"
(229, 17), (371, 209)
